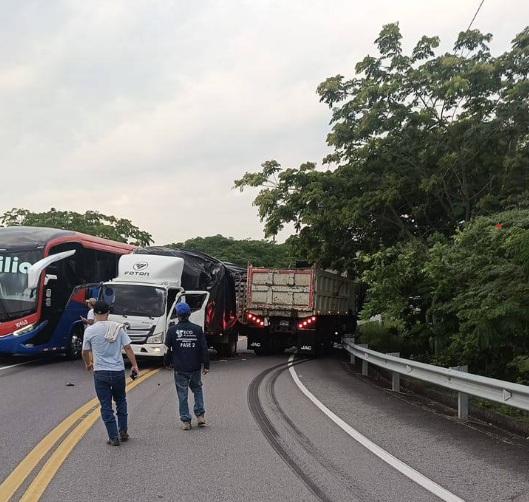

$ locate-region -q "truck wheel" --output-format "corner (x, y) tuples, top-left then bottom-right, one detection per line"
(66, 327), (83, 360)
(218, 335), (238, 358)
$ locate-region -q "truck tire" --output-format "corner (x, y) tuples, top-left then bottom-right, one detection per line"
(218, 335), (238, 358)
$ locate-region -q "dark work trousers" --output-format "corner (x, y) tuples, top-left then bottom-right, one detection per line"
(94, 370), (128, 439)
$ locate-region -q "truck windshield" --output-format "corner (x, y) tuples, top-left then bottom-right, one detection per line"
(0, 249), (42, 322)
(107, 284), (166, 318)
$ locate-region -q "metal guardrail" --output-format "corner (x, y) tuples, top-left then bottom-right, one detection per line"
(343, 337), (529, 419)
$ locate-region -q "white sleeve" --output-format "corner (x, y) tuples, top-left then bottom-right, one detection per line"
(82, 333), (92, 351)
(87, 309), (95, 321)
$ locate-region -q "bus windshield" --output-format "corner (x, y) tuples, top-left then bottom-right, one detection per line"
(0, 249), (42, 322)
(106, 284), (166, 318)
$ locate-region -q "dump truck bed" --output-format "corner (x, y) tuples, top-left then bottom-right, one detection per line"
(246, 266), (355, 316)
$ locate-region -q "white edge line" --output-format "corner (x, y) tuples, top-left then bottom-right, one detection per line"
(288, 354), (465, 502)
(0, 360), (35, 371)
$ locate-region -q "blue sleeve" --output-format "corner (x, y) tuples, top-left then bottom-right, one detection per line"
(164, 328), (173, 348)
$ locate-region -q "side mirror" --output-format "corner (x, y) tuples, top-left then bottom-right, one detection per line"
(27, 250), (76, 290)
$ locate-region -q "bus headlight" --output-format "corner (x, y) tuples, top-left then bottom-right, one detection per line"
(147, 333), (163, 344)
(13, 324), (35, 337)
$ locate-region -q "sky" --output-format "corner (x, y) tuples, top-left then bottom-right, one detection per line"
(1, 0), (528, 245)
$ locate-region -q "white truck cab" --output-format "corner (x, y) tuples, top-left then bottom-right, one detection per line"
(101, 254), (209, 358)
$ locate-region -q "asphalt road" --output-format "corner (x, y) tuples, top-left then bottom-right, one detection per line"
(1, 342), (529, 502)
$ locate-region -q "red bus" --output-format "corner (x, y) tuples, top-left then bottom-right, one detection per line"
(0, 226), (134, 357)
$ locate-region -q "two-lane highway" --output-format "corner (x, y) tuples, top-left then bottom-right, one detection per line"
(1, 343), (529, 501)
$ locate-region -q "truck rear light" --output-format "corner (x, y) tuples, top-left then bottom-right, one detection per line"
(246, 313), (265, 327)
(298, 316), (317, 330)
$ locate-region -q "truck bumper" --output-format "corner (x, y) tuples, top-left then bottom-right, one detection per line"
(128, 343), (166, 358)
(296, 329), (317, 354)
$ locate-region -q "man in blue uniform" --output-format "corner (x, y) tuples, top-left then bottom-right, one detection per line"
(164, 302), (210, 430)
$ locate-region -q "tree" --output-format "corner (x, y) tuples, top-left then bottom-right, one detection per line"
(425, 210), (529, 379)
(0, 208), (153, 246)
(235, 24), (529, 274)
(168, 234), (297, 268)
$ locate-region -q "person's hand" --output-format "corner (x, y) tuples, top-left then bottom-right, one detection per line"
(85, 362), (93, 371)
(202, 368), (209, 376)
(132, 364), (139, 375)
(80, 316), (87, 324)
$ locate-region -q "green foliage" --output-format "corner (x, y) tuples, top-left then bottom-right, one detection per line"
(0, 208), (153, 246)
(357, 321), (402, 354)
(426, 210), (529, 378)
(235, 24), (529, 276)
(168, 234), (298, 268)
(236, 24), (529, 381)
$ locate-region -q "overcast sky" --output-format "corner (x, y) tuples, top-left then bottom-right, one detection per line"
(1, 0), (528, 244)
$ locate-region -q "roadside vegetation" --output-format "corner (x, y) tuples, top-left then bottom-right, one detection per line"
(168, 234), (296, 268)
(235, 23), (529, 382)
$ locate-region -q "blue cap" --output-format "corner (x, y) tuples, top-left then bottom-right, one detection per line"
(175, 302), (191, 316)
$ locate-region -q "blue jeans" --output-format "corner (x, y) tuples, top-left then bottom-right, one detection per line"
(174, 370), (205, 423)
(94, 370), (127, 440)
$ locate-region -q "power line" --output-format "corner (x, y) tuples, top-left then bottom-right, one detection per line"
(466, 0), (486, 31)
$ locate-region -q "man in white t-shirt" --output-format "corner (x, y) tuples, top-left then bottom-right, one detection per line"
(81, 298), (97, 326)
(82, 301), (140, 446)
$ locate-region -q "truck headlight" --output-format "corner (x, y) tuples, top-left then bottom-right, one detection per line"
(13, 324), (35, 337)
(147, 333), (163, 344)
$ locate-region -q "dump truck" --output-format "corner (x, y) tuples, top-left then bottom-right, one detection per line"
(243, 266), (357, 355)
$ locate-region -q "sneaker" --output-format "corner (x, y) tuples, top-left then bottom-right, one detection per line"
(182, 422), (192, 431)
(119, 431), (129, 442)
(107, 438), (120, 446)
(196, 415), (206, 427)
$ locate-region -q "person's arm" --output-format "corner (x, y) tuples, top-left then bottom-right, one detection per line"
(123, 345), (139, 374)
(163, 329), (173, 368)
(81, 335), (93, 370)
(198, 328), (209, 375)
(82, 350), (93, 370)
(121, 329), (139, 374)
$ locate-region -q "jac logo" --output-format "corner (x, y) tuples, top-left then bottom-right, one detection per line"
(133, 262), (148, 271)
(15, 319), (28, 328)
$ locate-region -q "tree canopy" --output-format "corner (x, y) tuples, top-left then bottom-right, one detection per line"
(0, 208), (153, 246)
(235, 23), (529, 380)
(235, 24), (529, 275)
(168, 234), (296, 268)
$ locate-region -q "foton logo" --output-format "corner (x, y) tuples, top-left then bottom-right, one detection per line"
(0, 256), (32, 274)
(124, 262), (150, 277)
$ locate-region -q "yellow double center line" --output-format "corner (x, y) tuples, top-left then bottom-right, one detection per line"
(0, 368), (159, 502)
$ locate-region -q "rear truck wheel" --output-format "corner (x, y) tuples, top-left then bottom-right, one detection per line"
(66, 327), (83, 360)
(217, 335), (238, 358)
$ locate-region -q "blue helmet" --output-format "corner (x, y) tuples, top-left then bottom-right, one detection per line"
(175, 302), (191, 317)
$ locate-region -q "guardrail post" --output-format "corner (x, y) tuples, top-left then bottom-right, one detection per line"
(386, 353), (401, 392)
(358, 344), (368, 376)
(450, 365), (469, 420)
(362, 359), (368, 376)
(345, 335), (355, 364)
